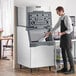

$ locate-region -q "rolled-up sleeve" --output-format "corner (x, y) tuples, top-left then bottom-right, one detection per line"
(64, 16), (73, 34)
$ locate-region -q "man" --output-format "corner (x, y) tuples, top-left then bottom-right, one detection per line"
(45, 6), (75, 74)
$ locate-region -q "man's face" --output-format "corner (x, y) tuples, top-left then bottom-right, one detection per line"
(56, 10), (64, 16)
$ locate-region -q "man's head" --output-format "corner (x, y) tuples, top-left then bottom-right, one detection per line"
(56, 6), (64, 16)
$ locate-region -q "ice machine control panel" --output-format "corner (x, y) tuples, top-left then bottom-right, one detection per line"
(27, 11), (52, 29)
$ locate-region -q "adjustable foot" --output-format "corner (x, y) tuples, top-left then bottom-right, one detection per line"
(49, 66), (51, 71)
(20, 65), (22, 69)
(30, 68), (33, 73)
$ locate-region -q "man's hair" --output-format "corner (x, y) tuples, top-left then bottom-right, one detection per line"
(56, 6), (64, 12)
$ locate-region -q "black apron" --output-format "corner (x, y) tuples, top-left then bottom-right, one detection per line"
(60, 18), (72, 49)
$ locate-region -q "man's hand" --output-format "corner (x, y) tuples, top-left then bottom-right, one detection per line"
(58, 32), (66, 36)
(44, 32), (51, 38)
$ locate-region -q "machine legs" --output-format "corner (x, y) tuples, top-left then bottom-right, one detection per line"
(49, 66), (51, 71)
(30, 68), (39, 73)
(37, 68), (39, 72)
(30, 69), (33, 73)
(20, 65), (23, 69)
(19, 65), (53, 73)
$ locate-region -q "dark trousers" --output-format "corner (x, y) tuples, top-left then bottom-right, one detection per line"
(61, 47), (74, 70)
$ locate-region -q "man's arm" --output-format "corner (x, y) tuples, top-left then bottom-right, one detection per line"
(51, 18), (60, 33)
(45, 18), (60, 37)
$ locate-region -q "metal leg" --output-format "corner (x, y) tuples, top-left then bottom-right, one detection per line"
(38, 68), (39, 72)
(54, 65), (57, 73)
(3, 47), (5, 57)
(20, 65), (22, 69)
(11, 47), (13, 56)
(30, 68), (33, 73)
(49, 66), (51, 71)
(2, 47), (8, 60)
